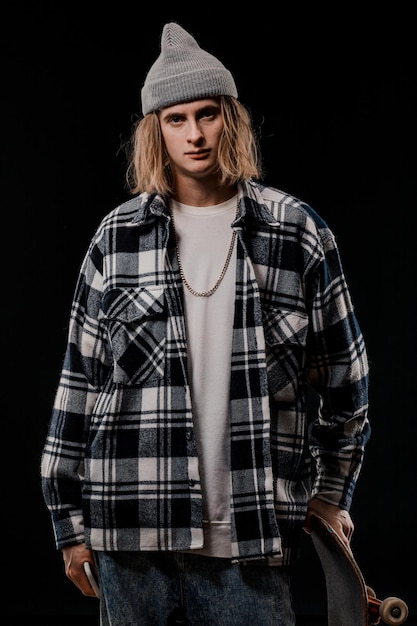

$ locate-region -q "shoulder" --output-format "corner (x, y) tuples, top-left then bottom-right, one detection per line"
(246, 181), (338, 256)
(253, 181), (329, 231)
(94, 193), (159, 235)
(101, 195), (144, 224)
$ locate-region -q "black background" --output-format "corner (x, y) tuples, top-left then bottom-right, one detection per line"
(4, 2), (416, 623)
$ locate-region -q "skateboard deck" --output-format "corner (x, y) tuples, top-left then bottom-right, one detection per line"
(310, 515), (409, 626)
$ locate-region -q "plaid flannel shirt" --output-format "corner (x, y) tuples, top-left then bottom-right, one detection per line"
(41, 179), (370, 564)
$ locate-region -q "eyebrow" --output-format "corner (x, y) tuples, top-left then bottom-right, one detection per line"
(160, 101), (221, 120)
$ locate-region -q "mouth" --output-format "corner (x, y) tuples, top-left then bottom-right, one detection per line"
(186, 150), (210, 159)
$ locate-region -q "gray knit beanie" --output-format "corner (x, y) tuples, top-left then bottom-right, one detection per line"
(141, 23), (238, 115)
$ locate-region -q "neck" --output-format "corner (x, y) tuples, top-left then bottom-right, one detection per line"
(171, 180), (237, 208)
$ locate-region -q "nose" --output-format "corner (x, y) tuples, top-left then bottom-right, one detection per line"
(187, 120), (204, 144)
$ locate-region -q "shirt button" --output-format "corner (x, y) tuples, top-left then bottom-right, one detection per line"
(186, 431), (192, 440)
(189, 479), (195, 487)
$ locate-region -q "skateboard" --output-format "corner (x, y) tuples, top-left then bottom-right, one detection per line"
(310, 515), (409, 625)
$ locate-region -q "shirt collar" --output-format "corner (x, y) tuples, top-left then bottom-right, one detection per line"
(127, 180), (280, 228)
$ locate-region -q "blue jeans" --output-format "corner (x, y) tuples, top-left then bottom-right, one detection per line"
(96, 551), (296, 625)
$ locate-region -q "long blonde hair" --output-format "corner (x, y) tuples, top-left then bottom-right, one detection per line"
(124, 96), (263, 196)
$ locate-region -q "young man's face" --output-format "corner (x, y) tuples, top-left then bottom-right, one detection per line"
(158, 98), (224, 183)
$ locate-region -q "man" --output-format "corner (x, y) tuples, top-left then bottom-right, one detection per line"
(41, 22), (370, 625)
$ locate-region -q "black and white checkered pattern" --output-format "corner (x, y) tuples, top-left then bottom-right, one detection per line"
(41, 180), (370, 565)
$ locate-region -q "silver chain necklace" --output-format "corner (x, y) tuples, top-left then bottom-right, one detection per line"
(170, 198), (238, 298)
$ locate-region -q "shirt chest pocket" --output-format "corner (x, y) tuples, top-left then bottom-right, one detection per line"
(102, 286), (166, 385)
(263, 308), (309, 400)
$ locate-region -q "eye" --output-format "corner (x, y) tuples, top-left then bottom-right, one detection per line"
(199, 108), (216, 120)
(168, 114), (184, 124)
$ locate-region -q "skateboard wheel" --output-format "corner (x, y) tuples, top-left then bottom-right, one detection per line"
(379, 596), (409, 625)
(366, 586), (377, 598)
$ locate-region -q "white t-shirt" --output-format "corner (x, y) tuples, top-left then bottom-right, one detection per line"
(171, 195), (237, 557)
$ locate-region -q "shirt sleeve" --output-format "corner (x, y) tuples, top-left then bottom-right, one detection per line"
(40, 224), (111, 549)
(305, 220), (370, 510)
